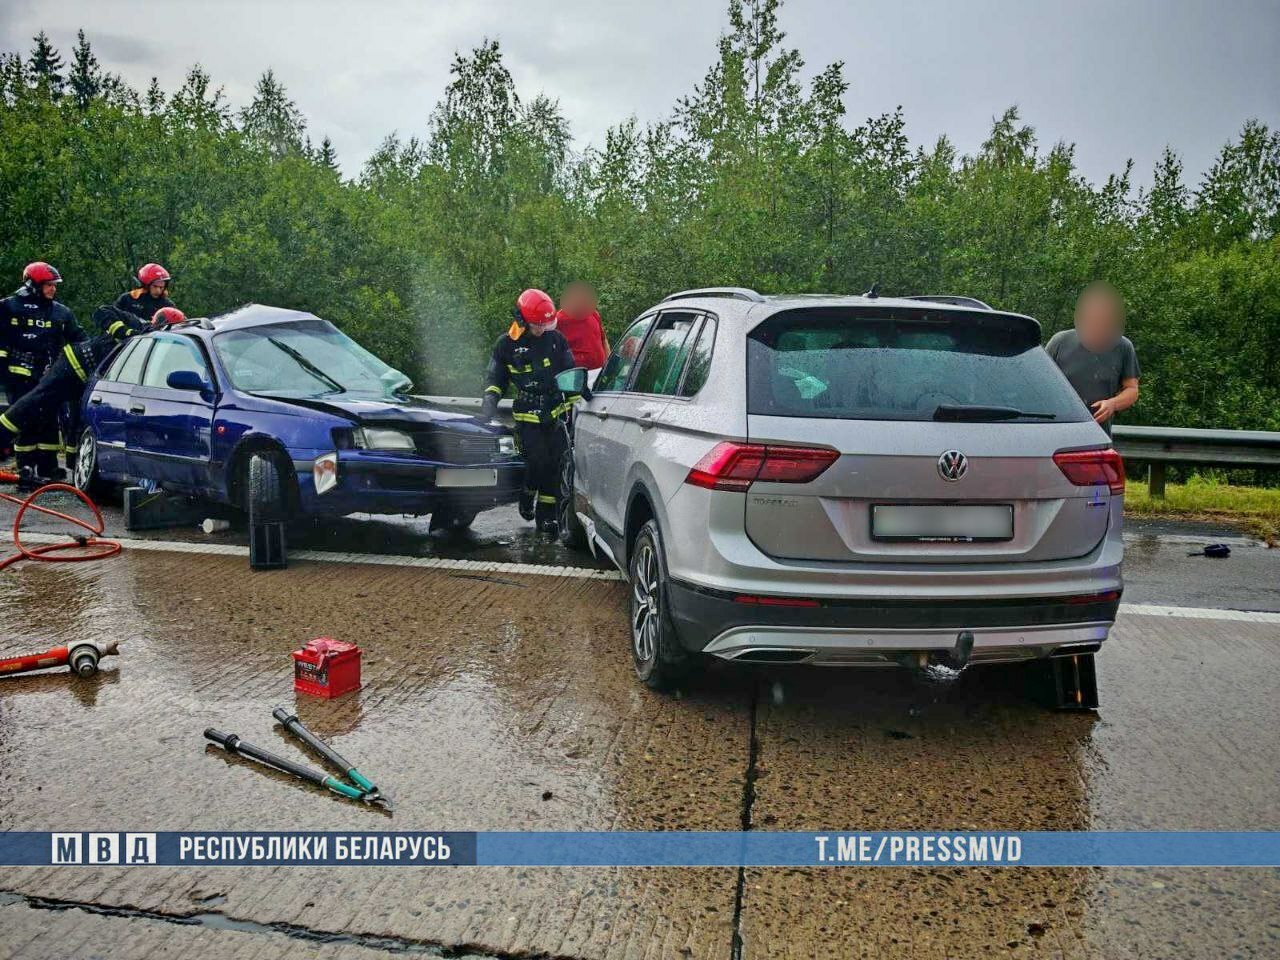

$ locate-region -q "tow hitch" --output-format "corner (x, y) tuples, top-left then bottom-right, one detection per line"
(900, 630), (975, 676)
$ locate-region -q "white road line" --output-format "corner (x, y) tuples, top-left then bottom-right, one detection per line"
(9, 532), (624, 581)
(1122, 532), (1264, 548)
(1117, 603), (1280, 624)
(9, 533), (1280, 623)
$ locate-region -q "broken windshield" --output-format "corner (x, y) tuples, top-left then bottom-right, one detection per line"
(214, 318), (412, 399)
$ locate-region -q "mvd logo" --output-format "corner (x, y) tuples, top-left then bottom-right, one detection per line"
(51, 833), (157, 865)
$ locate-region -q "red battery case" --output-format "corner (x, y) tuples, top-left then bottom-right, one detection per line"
(292, 637), (361, 699)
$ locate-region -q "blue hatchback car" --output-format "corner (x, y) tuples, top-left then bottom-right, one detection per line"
(73, 304), (524, 528)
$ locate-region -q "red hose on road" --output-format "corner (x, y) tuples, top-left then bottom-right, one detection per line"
(0, 472), (122, 572)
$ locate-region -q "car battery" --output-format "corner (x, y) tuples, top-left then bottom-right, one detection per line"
(292, 637), (361, 699)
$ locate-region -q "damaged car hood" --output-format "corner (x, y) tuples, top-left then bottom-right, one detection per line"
(256, 391), (490, 429)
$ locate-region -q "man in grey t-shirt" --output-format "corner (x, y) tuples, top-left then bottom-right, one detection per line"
(1046, 282), (1141, 435)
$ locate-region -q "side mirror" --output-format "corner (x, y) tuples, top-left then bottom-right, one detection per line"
(555, 367), (588, 393)
(167, 369), (209, 392)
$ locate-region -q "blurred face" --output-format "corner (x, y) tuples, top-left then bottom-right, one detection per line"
(1074, 287), (1124, 352)
(561, 283), (596, 319)
(39, 281), (58, 300)
(148, 280), (167, 298)
(526, 319), (556, 337)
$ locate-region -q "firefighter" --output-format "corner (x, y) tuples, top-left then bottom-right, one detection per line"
(0, 305), (184, 487)
(0, 262), (86, 475)
(115, 262), (176, 325)
(481, 289), (580, 536)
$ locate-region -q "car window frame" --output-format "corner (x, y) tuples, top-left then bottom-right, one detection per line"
(592, 311), (658, 395)
(623, 309), (705, 398)
(137, 333), (214, 392)
(111, 337), (155, 386)
(101, 338), (141, 383)
(672, 314), (717, 400)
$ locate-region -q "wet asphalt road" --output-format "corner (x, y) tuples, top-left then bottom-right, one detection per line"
(1, 499), (1279, 958)
(13, 496), (1280, 612)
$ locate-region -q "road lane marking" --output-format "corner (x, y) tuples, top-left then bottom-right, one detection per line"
(1116, 603), (1280, 624)
(9, 532), (624, 580)
(9, 533), (1280, 622)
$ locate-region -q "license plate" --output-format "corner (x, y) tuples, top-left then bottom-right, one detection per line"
(871, 504), (1013, 542)
(435, 467), (498, 488)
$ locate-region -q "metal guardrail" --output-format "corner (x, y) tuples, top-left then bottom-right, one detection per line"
(1112, 425), (1280, 496)
(415, 397), (1280, 499)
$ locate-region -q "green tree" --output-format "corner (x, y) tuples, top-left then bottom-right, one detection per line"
(28, 31), (64, 99)
(0, 6), (1277, 429)
(240, 69), (306, 159)
(68, 29), (100, 108)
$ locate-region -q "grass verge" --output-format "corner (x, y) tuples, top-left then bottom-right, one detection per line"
(1125, 477), (1280, 545)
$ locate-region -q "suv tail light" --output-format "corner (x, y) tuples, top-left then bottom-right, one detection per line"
(686, 442), (839, 492)
(1053, 448), (1125, 495)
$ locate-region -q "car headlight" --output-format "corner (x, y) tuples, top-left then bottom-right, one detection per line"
(356, 427), (416, 451)
(498, 435), (516, 456)
(314, 452), (339, 495)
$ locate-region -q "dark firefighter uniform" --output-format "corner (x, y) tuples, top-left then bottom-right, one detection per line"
(482, 324), (580, 525)
(114, 287), (175, 326)
(0, 288), (85, 473)
(0, 306), (147, 466)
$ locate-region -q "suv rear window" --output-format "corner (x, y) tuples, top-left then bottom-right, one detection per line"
(747, 308), (1088, 422)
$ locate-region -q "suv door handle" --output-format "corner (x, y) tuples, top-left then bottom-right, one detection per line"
(89, 395), (102, 405)
(638, 410), (657, 429)
(129, 404), (145, 415)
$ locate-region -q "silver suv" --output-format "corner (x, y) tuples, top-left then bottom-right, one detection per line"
(568, 288), (1123, 700)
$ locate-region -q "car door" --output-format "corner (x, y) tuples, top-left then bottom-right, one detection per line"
(588, 310), (700, 537)
(642, 313), (719, 503)
(86, 337), (151, 479)
(126, 333), (217, 491)
(573, 313), (655, 538)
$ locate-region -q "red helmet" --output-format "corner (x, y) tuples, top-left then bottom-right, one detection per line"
(515, 288), (556, 325)
(137, 263), (171, 287)
(23, 262), (61, 287)
(151, 307), (186, 327)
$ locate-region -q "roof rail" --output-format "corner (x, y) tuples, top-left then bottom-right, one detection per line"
(903, 295), (993, 311)
(662, 286), (766, 304)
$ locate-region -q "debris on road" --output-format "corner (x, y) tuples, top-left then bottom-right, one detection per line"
(292, 637), (361, 699)
(1188, 543), (1232, 558)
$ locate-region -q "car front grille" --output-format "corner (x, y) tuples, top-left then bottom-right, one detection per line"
(412, 429), (503, 465)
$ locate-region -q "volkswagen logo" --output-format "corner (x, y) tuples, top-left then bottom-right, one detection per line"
(937, 450), (968, 482)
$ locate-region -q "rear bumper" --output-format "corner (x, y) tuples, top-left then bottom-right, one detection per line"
(667, 579), (1118, 665)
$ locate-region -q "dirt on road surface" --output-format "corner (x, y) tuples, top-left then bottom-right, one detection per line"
(1, 548), (1279, 959)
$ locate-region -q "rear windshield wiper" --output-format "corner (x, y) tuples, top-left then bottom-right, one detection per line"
(267, 337), (345, 394)
(932, 404), (1057, 422)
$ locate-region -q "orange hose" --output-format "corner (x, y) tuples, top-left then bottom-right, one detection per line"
(0, 480), (122, 572)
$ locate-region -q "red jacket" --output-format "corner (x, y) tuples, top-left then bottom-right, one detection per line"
(555, 309), (608, 369)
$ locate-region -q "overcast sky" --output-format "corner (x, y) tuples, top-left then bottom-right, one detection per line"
(3, 1), (1277, 187)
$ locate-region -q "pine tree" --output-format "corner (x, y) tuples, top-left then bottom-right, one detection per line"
(145, 77), (165, 114)
(239, 69), (306, 159)
(318, 135), (339, 172)
(0, 51), (28, 104)
(28, 31), (64, 98)
(169, 65), (230, 129)
(1143, 147), (1189, 241)
(68, 29), (102, 108)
